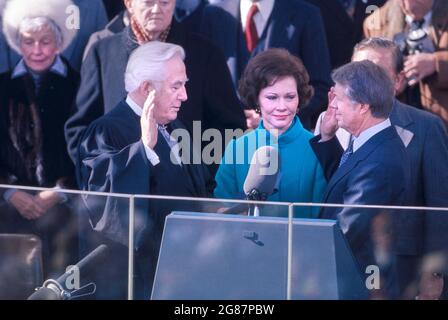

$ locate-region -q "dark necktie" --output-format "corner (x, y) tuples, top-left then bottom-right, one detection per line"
(339, 138), (354, 168)
(245, 4), (259, 52)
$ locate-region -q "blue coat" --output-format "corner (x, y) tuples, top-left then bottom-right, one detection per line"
(214, 117), (327, 218)
(200, 0), (332, 129)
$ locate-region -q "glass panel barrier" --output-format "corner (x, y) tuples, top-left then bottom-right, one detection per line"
(290, 203), (448, 300)
(133, 195), (291, 300)
(0, 184), (131, 300)
(1, 184), (447, 301)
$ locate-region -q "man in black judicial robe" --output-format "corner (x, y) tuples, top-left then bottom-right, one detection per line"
(77, 41), (214, 299)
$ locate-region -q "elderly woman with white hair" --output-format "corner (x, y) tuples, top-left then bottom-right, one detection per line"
(0, 0), (79, 278)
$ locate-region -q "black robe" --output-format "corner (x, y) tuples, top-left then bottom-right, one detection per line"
(78, 100), (215, 298)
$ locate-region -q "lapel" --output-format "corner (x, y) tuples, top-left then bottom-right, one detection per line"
(218, 1), (250, 80)
(121, 27), (139, 57)
(331, 0), (355, 30)
(390, 100), (415, 148)
(258, 0), (295, 52)
(323, 126), (396, 202)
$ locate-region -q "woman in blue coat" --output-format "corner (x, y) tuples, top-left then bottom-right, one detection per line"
(214, 48), (326, 218)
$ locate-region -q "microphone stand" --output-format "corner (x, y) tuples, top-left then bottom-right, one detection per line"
(245, 189), (267, 217)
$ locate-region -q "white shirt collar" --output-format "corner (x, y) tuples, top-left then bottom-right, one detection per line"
(353, 118), (391, 152)
(405, 10), (432, 32)
(126, 95), (143, 117)
(240, 0), (275, 35)
(11, 55), (67, 79)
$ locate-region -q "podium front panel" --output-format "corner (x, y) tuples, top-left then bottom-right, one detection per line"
(151, 212), (367, 300)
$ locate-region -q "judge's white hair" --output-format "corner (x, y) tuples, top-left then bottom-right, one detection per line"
(2, 0), (77, 54)
(124, 41), (186, 93)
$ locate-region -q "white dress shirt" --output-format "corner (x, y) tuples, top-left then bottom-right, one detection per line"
(352, 118), (391, 152)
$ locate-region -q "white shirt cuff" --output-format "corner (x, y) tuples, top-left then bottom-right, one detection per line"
(142, 141), (160, 166)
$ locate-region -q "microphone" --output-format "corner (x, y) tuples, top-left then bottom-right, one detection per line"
(218, 146), (280, 216)
(243, 146), (280, 216)
(28, 244), (108, 300)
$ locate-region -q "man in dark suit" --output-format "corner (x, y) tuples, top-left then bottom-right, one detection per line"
(65, 0), (246, 177)
(315, 37), (448, 299)
(311, 60), (409, 299)
(306, 0), (386, 68)
(83, 0), (209, 57)
(199, 0), (332, 130)
(78, 41), (215, 299)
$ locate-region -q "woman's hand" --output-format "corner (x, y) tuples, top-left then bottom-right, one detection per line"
(244, 109), (260, 129)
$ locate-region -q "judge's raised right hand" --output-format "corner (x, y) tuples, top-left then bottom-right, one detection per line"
(9, 190), (45, 220)
(141, 89), (158, 149)
(320, 88), (339, 142)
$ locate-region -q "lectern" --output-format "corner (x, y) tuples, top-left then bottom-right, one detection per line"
(151, 212), (367, 300)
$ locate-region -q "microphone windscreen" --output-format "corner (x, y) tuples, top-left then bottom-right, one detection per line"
(243, 146), (279, 196)
(27, 287), (60, 300)
(57, 244), (108, 285)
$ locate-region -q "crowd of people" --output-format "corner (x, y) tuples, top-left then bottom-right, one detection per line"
(0, 0), (447, 300)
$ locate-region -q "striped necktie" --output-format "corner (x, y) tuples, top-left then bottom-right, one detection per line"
(158, 125), (182, 166)
(338, 138), (354, 168)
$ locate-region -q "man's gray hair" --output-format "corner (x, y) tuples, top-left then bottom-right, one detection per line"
(18, 17), (63, 49)
(332, 60), (394, 119)
(124, 41), (185, 93)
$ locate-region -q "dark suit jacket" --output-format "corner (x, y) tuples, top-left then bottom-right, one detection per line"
(389, 101), (448, 256)
(311, 126), (409, 273)
(306, 0), (387, 68)
(83, 1), (208, 60)
(200, 0), (332, 129)
(65, 20), (246, 170)
(314, 100), (448, 257)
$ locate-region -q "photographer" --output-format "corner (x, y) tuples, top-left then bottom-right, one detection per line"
(363, 0), (448, 127)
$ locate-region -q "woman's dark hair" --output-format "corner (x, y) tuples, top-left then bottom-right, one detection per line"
(238, 48), (314, 110)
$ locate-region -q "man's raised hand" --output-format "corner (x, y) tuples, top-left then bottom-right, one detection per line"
(141, 89), (158, 149)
